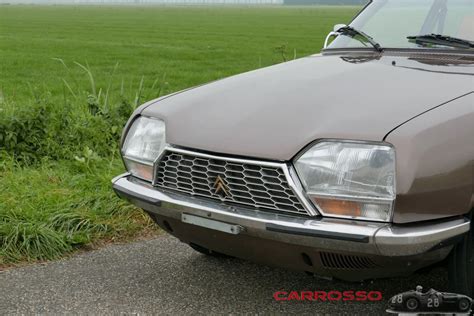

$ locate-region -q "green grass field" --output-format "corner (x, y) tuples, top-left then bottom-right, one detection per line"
(0, 5), (360, 265)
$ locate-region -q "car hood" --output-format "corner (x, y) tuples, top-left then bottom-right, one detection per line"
(141, 53), (474, 161)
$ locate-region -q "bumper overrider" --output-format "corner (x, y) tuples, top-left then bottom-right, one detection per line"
(112, 173), (470, 281)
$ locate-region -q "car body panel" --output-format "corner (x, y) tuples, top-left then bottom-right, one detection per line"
(386, 93), (474, 223)
(140, 53), (473, 161)
(137, 52), (474, 223)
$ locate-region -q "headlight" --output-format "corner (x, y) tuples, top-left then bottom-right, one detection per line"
(294, 140), (396, 222)
(121, 116), (166, 182)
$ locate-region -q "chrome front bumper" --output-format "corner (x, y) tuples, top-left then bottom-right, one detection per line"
(112, 173), (470, 257)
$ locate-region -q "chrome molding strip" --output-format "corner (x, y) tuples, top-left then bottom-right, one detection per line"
(151, 147), (170, 187)
(152, 145), (319, 216)
(282, 164), (319, 216)
(161, 146), (285, 167)
(375, 219), (471, 256)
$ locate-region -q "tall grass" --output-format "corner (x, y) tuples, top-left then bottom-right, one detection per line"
(0, 62), (165, 265)
(0, 60), (168, 165)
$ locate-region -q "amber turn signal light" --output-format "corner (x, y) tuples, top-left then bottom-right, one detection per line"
(312, 197), (362, 217)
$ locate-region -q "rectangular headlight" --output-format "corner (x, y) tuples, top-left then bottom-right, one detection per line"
(122, 116), (166, 182)
(294, 140), (396, 222)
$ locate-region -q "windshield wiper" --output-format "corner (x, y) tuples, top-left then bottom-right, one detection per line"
(337, 26), (384, 52)
(407, 34), (474, 49)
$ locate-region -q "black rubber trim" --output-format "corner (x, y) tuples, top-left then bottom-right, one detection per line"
(112, 183), (161, 205)
(266, 223), (370, 243)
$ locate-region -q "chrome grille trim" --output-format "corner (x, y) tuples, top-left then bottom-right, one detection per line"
(153, 147), (318, 216)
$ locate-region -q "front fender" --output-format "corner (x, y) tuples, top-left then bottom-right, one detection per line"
(386, 92), (474, 223)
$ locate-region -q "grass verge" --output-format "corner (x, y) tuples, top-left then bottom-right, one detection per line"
(0, 158), (160, 267)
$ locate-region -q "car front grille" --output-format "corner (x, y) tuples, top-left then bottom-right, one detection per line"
(154, 148), (312, 216)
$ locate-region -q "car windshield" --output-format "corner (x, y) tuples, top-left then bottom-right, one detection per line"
(328, 0), (474, 50)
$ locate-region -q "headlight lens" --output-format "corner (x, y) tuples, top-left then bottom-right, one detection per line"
(294, 141), (396, 222)
(122, 116), (166, 182)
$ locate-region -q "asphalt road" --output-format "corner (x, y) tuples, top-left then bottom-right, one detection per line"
(1, 235), (448, 315)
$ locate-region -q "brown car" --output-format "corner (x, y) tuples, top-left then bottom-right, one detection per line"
(112, 0), (474, 296)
